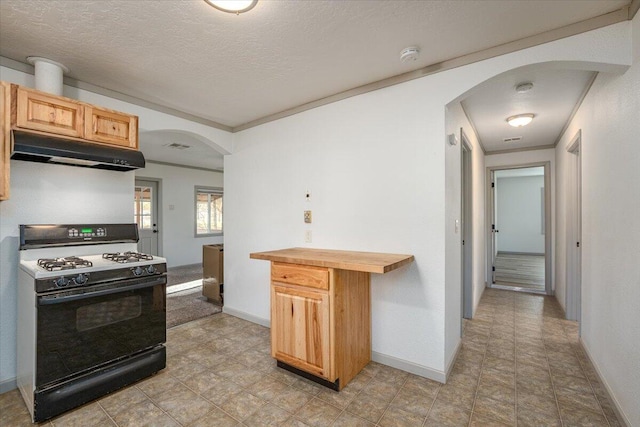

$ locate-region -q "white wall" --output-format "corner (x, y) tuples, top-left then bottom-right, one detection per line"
(0, 162), (133, 390)
(224, 23), (631, 381)
(496, 175), (545, 253)
(135, 162), (223, 268)
(0, 66), (230, 391)
(554, 12), (640, 426)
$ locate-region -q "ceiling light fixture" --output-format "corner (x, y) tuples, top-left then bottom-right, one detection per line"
(507, 114), (535, 127)
(204, 0), (257, 14)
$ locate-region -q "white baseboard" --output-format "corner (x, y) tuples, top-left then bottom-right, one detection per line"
(222, 308), (453, 386)
(445, 339), (463, 382)
(0, 377), (16, 394)
(371, 351), (446, 384)
(580, 338), (631, 427)
(222, 306), (270, 328)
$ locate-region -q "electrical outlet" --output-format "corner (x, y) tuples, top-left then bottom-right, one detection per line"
(304, 210), (312, 223)
(304, 230), (312, 243)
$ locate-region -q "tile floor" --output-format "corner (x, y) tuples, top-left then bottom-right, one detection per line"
(0, 288), (623, 426)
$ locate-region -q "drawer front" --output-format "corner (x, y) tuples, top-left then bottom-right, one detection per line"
(271, 263), (329, 290)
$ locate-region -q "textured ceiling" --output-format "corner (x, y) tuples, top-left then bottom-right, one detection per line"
(0, 0), (629, 130)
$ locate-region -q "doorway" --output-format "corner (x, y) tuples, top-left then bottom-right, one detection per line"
(134, 179), (160, 255)
(487, 162), (551, 294)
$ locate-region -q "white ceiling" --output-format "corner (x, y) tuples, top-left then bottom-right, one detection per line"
(0, 0), (630, 168)
(461, 67), (597, 153)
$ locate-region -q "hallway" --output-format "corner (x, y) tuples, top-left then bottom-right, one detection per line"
(456, 288), (620, 426)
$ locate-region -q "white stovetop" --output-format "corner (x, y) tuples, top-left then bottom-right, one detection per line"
(19, 243), (166, 279)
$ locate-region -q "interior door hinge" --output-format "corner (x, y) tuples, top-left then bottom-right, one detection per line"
(577, 241), (580, 248)
(492, 266), (495, 272)
(491, 182), (495, 188)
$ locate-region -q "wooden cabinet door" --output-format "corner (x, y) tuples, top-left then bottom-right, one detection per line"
(271, 285), (332, 380)
(84, 106), (138, 149)
(0, 82), (9, 201)
(14, 86), (83, 138)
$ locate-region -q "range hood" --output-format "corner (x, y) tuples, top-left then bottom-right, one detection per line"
(11, 131), (145, 171)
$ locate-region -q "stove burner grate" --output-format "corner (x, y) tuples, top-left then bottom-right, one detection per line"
(102, 251), (154, 263)
(37, 257), (93, 271)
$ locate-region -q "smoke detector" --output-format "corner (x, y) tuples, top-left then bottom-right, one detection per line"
(515, 82), (534, 93)
(400, 46), (420, 63)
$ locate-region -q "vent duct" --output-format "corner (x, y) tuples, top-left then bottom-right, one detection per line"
(26, 57), (68, 96)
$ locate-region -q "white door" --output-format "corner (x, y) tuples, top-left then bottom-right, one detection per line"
(566, 134), (582, 322)
(134, 179), (159, 255)
(462, 137), (473, 319)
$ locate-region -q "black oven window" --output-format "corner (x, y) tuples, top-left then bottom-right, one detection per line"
(76, 295), (142, 332)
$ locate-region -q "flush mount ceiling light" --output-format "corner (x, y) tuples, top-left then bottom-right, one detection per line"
(507, 113), (535, 127)
(204, 0), (257, 14)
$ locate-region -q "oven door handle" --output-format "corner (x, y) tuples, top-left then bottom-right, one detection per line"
(38, 277), (166, 306)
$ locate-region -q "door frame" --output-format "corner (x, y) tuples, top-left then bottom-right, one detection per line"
(486, 161), (552, 295)
(461, 129), (473, 319)
(565, 130), (582, 322)
(135, 177), (163, 256)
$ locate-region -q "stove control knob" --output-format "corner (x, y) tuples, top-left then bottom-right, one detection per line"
(54, 277), (69, 288)
(74, 273), (88, 285)
(146, 265), (156, 274)
(132, 266), (144, 276)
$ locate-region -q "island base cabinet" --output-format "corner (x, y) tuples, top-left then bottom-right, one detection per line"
(271, 285), (331, 380)
(270, 262), (371, 391)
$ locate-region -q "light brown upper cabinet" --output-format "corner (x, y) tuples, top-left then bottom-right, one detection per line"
(84, 106), (137, 149)
(14, 86), (84, 138)
(10, 84), (138, 150)
(0, 81), (10, 201)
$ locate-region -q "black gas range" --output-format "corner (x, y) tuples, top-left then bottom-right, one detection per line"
(17, 224), (167, 422)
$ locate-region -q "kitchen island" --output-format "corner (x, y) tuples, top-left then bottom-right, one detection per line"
(250, 247), (414, 390)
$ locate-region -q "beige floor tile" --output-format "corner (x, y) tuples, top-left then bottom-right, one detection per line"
(136, 372), (181, 399)
(559, 404), (609, 427)
(332, 411), (375, 426)
(555, 387), (601, 413)
(469, 410), (513, 426)
(152, 384), (214, 425)
(361, 378), (402, 401)
(389, 387), (435, 417)
(345, 392), (390, 424)
(378, 405), (426, 427)
(476, 378), (515, 404)
(294, 398), (341, 427)
(245, 376), (290, 402)
(111, 399), (179, 427)
(270, 386), (314, 413)
(517, 407), (562, 427)
(402, 374), (440, 397)
(200, 376), (244, 406)
(315, 385), (359, 409)
(473, 394), (516, 425)
(99, 385), (149, 416)
(425, 399), (471, 426)
(516, 390), (559, 414)
(219, 391), (265, 421)
(49, 402), (114, 427)
(242, 402), (291, 427)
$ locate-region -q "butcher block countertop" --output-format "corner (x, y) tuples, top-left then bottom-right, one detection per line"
(249, 247), (414, 274)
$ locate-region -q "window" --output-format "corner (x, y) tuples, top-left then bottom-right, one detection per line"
(134, 185), (152, 230)
(195, 186), (223, 236)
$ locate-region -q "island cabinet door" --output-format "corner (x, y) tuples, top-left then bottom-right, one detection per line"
(271, 285), (332, 380)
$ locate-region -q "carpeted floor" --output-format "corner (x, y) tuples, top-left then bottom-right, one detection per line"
(166, 264), (222, 329)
